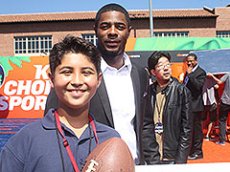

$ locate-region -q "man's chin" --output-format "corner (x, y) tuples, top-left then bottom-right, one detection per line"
(102, 50), (120, 58)
(163, 75), (171, 80)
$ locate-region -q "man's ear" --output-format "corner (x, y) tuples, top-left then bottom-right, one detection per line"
(48, 73), (55, 88)
(150, 69), (156, 76)
(93, 25), (98, 35)
(127, 25), (132, 37)
(128, 25), (132, 32)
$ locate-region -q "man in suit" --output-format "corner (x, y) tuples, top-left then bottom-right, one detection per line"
(45, 3), (156, 165)
(183, 53), (206, 160)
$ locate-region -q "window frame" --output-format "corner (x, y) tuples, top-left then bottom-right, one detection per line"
(82, 34), (97, 45)
(153, 31), (189, 37)
(14, 35), (52, 56)
(216, 31), (230, 38)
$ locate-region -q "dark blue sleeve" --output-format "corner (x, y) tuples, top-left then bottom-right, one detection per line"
(0, 139), (24, 172)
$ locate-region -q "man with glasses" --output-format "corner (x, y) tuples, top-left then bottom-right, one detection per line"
(143, 51), (193, 164)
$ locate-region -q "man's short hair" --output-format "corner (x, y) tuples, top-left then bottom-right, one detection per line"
(186, 53), (198, 60)
(95, 3), (131, 28)
(148, 51), (171, 70)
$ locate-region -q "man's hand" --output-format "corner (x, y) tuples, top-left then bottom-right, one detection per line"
(207, 72), (214, 78)
(187, 66), (193, 74)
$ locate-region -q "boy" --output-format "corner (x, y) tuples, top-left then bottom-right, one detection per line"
(0, 35), (120, 172)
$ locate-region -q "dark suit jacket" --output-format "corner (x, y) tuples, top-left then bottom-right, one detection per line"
(89, 62), (150, 165)
(45, 60), (150, 165)
(185, 66), (206, 112)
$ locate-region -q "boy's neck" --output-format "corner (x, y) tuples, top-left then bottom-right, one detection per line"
(70, 123), (88, 138)
(57, 108), (89, 138)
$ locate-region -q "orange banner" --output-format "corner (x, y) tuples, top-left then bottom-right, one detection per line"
(0, 56), (50, 118)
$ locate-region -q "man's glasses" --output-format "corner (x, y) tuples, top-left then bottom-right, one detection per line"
(155, 63), (172, 70)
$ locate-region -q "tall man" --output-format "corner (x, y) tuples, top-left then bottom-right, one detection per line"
(183, 53), (206, 160)
(45, 3), (153, 164)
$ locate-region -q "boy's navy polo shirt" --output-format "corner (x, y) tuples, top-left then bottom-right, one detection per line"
(0, 109), (120, 172)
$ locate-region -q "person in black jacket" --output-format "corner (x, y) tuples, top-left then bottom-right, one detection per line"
(143, 51), (193, 164)
(45, 3), (153, 165)
(183, 53), (206, 160)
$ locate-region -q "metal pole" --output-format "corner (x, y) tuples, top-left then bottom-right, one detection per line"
(149, 0), (153, 37)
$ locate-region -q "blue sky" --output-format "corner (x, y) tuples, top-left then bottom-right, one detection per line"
(0, 0), (229, 14)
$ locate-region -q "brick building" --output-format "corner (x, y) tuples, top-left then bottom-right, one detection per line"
(0, 5), (230, 56)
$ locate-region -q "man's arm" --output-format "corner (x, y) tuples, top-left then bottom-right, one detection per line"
(175, 86), (193, 163)
(142, 87), (160, 164)
(207, 73), (224, 85)
(187, 68), (206, 93)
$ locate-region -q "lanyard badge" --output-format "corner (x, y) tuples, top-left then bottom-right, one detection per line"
(155, 122), (163, 134)
(155, 91), (165, 135)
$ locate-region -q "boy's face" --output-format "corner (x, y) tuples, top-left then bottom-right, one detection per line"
(50, 52), (102, 110)
(150, 56), (172, 84)
(95, 11), (131, 58)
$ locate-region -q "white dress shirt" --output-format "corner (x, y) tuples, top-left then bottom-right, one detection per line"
(101, 53), (138, 160)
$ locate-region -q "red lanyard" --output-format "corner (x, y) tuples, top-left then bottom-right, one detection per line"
(54, 111), (98, 172)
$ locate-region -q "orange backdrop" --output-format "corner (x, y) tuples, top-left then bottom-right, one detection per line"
(0, 56), (49, 118)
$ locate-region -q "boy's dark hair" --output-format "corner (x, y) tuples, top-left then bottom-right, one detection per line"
(49, 35), (101, 74)
(148, 51), (171, 70)
(95, 3), (131, 28)
(186, 53), (198, 60)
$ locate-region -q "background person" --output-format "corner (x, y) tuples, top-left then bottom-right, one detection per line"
(183, 53), (206, 160)
(207, 72), (230, 145)
(143, 51), (193, 164)
(202, 73), (219, 141)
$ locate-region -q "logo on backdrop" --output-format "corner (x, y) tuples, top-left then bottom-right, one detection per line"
(0, 64), (5, 88)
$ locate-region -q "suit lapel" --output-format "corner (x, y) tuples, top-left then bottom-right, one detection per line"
(131, 65), (141, 130)
(97, 78), (114, 127)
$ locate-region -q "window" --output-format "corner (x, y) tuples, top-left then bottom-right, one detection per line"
(216, 31), (230, 38)
(82, 34), (97, 45)
(153, 31), (189, 37)
(14, 36), (52, 55)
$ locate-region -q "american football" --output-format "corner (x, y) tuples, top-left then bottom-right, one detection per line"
(82, 137), (135, 172)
